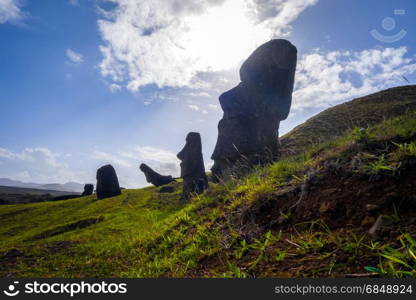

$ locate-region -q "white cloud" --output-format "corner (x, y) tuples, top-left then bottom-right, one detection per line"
(109, 83), (122, 93)
(186, 104), (210, 115)
(208, 104), (219, 109)
(0, 147), (15, 160)
(293, 47), (416, 110)
(188, 91), (211, 98)
(97, 0), (318, 91)
(0, 0), (24, 24)
(0, 147), (62, 167)
(188, 104), (200, 111)
(66, 48), (84, 64)
(20, 147), (62, 168)
(133, 146), (180, 176)
(91, 150), (132, 168)
(0, 147), (87, 184)
(69, 0), (79, 6)
(130, 146), (179, 165)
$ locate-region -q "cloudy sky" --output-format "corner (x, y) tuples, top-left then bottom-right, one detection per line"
(1, 0), (416, 188)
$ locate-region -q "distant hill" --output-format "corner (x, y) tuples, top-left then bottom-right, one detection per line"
(39, 182), (84, 193)
(0, 186), (80, 204)
(0, 178), (84, 193)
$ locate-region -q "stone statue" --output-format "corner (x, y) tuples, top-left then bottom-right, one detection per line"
(81, 184), (94, 196)
(211, 39), (297, 179)
(139, 163), (175, 187)
(177, 132), (208, 199)
(96, 164), (121, 199)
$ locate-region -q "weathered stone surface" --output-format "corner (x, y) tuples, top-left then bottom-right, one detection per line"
(211, 39), (297, 179)
(96, 164), (121, 199)
(81, 184), (94, 196)
(177, 132), (208, 198)
(139, 163), (175, 187)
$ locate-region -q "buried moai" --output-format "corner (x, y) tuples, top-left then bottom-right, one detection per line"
(139, 163), (175, 187)
(177, 132), (208, 199)
(96, 164), (121, 199)
(211, 39), (297, 179)
(81, 184), (94, 196)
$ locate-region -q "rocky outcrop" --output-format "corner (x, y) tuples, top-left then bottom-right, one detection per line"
(96, 165), (121, 199)
(211, 39), (297, 179)
(81, 184), (94, 196)
(139, 163), (175, 187)
(177, 132), (208, 199)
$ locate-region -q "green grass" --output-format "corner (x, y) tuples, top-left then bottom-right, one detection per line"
(1, 91), (416, 278)
(0, 183), (187, 277)
(280, 85), (416, 156)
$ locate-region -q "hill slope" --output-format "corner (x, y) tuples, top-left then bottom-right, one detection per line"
(280, 85), (416, 156)
(1, 86), (416, 278)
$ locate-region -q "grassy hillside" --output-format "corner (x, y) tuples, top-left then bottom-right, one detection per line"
(280, 85), (416, 156)
(1, 86), (416, 278)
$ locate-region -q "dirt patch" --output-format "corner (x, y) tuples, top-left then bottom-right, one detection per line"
(0, 241), (81, 277)
(27, 216), (104, 241)
(0, 249), (36, 276)
(255, 166), (416, 230)
(242, 135), (416, 231)
(45, 241), (80, 253)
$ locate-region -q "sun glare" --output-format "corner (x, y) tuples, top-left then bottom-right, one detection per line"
(182, 1), (272, 72)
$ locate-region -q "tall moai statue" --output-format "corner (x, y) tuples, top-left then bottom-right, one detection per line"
(211, 39), (297, 179)
(177, 132), (208, 199)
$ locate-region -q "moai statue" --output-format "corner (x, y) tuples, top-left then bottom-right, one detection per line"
(139, 163), (175, 187)
(96, 164), (121, 199)
(211, 39), (297, 180)
(177, 132), (208, 199)
(81, 184), (94, 196)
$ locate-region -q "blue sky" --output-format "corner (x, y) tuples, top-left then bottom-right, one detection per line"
(1, 0), (416, 188)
